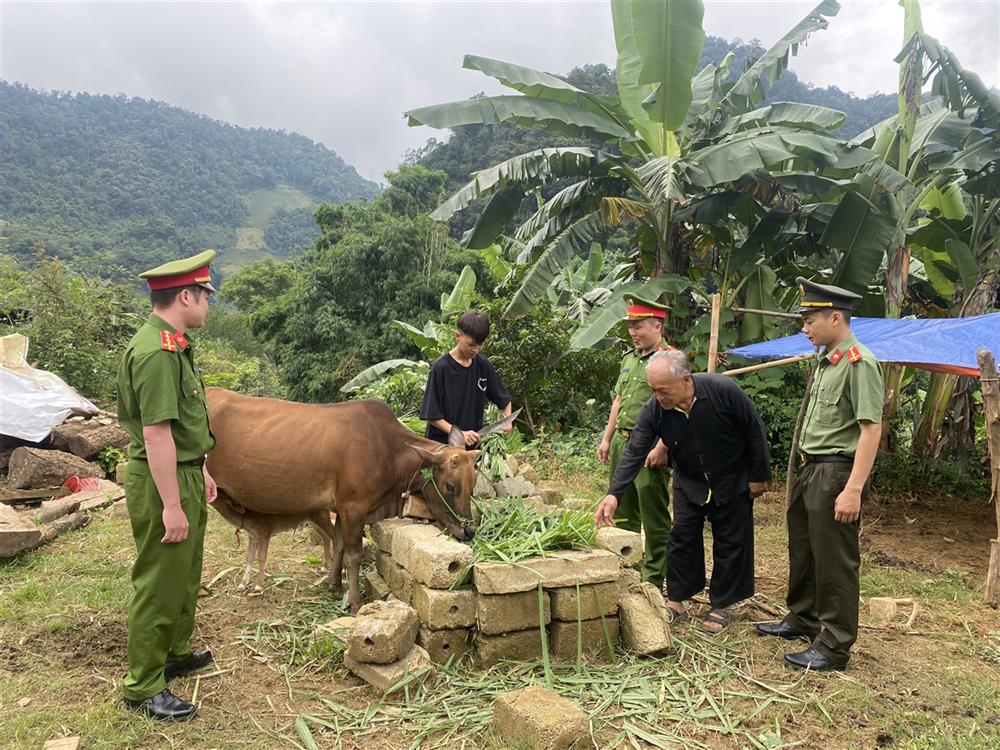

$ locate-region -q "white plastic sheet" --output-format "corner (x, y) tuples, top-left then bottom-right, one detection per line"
(0, 334), (98, 443)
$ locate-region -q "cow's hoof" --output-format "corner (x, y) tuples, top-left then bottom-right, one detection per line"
(236, 583), (247, 594)
(253, 585), (264, 594)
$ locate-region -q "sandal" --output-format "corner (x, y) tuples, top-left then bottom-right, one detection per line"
(666, 606), (689, 624)
(699, 608), (731, 633)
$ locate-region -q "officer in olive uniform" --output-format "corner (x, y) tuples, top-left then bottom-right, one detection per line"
(118, 250), (218, 720)
(757, 277), (883, 671)
(597, 296), (673, 588)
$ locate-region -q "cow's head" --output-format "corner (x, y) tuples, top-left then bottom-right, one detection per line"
(409, 444), (480, 541)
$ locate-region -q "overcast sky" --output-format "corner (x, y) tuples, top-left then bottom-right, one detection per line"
(2, 1), (997, 183)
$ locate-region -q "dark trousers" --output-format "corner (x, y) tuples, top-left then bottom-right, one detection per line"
(666, 481), (755, 609)
(785, 461), (863, 664)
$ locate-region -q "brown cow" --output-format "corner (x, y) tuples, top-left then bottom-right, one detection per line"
(205, 388), (478, 611)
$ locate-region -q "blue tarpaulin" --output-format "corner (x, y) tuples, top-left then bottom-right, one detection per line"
(728, 313), (1000, 376)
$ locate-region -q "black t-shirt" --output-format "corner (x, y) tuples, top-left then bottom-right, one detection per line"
(420, 352), (512, 443)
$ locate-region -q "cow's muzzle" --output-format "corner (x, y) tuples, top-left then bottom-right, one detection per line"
(461, 524), (476, 541)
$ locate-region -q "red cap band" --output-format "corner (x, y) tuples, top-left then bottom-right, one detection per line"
(147, 266), (213, 291)
(626, 304), (666, 319)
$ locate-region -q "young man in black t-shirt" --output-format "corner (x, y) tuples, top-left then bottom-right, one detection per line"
(420, 310), (513, 446)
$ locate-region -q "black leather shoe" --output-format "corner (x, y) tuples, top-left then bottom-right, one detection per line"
(755, 621), (812, 640)
(784, 647), (847, 671)
(164, 649), (214, 681)
(123, 688), (197, 721)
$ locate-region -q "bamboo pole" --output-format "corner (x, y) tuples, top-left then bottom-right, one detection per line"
(731, 306), (802, 320)
(707, 293), (721, 373)
(722, 354), (815, 377)
(979, 348), (1000, 606)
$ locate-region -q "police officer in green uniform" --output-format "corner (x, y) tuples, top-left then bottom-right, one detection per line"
(757, 277), (883, 671)
(118, 250), (219, 720)
(597, 296), (673, 589)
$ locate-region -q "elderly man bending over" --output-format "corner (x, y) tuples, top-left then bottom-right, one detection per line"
(595, 350), (771, 632)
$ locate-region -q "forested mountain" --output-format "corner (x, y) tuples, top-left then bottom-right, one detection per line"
(0, 81), (378, 276)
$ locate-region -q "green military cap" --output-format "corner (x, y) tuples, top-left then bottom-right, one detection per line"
(795, 276), (861, 313)
(139, 249), (217, 292)
(623, 295), (669, 321)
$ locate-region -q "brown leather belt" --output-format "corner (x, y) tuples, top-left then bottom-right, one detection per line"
(802, 453), (852, 464)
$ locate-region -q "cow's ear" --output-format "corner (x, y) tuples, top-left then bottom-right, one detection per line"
(408, 443), (447, 466)
(467, 450), (482, 462)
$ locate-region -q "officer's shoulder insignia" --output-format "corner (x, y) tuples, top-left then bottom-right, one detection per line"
(173, 332), (189, 351)
(829, 349), (843, 365)
(847, 346), (863, 364)
(160, 330), (178, 352)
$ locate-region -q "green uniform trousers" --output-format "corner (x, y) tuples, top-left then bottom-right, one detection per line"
(122, 461), (208, 701)
(609, 432), (671, 589)
(785, 461), (864, 665)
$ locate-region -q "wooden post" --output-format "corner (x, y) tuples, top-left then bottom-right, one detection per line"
(707, 293), (721, 374)
(979, 348), (1000, 606)
(722, 354), (814, 377)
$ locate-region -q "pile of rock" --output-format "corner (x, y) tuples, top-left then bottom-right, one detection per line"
(1, 416), (129, 557)
(364, 517), (671, 669)
(341, 599), (434, 694)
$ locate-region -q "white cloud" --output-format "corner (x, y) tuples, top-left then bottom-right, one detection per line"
(1, 0), (996, 181)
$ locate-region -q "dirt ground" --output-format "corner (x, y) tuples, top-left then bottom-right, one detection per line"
(1, 488), (998, 750)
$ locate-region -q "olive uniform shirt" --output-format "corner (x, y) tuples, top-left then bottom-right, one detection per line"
(614, 343), (672, 430)
(798, 332), (883, 456)
(117, 313), (214, 461)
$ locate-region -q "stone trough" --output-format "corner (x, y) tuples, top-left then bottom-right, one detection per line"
(365, 512), (668, 669)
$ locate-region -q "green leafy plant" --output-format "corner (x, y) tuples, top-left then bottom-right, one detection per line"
(96, 445), (126, 476)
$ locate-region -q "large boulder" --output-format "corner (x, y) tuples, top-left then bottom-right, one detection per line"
(6, 447), (104, 489)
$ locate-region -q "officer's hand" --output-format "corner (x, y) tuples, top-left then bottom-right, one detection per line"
(462, 430), (481, 447)
(748, 481), (768, 499)
(594, 495), (618, 528)
(834, 486), (862, 524)
(644, 443), (668, 469)
(161, 504), (189, 543)
(203, 466), (218, 504)
(597, 438), (610, 465)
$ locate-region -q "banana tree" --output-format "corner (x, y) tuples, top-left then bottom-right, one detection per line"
(405, 0), (873, 347)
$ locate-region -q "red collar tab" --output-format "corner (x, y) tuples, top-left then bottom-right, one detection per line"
(847, 346), (863, 364)
(828, 348), (843, 365)
(173, 332), (189, 351)
(626, 304), (666, 319)
(160, 330), (178, 352)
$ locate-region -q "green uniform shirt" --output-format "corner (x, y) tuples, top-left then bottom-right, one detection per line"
(613, 342), (671, 430)
(117, 314), (215, 462)
(799, 332), (883, 456)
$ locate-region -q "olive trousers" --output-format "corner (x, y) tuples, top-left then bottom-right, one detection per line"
(122, 461), (207, 701)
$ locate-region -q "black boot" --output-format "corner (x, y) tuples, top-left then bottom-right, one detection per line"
(164, 649), (214, 681)
(124, 689), (197, 721)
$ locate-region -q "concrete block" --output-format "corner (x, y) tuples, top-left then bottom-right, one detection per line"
(379, 553), (416, 605)
(473, 549), (620, 594)
(347, 599), (420, 664)
(492, 685), (589, 750)
(494, 475), (536, 498)
(389, 523), (445, 566)
(560, 497), (593, 512)
(517, 463), (540, 485)
(595, 527), (643, 568)
(370, 517), (414, 552)
(549, 617), (619, 662)
(417, 626), (471, 664)
(364, 569), (390, 601)
(476, 628), (546, 668)
(534, 480), (565, 506)
(549, 580), (620, 621)
(404, 533), (473, 590)
(618, 579), (672, 656)
(412, 583), (476, 629)
(114, 461), (127, 484)
(344, 645), (433, 695)
(109, 499), (129, 519)
(477, 590), (551, 635)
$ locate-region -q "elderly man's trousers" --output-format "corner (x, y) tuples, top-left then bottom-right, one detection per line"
(609, 432), (671, 589)
(122, 461), (207, 701)
(666, 481), (755, 608)
(784, 460), (864, 665)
